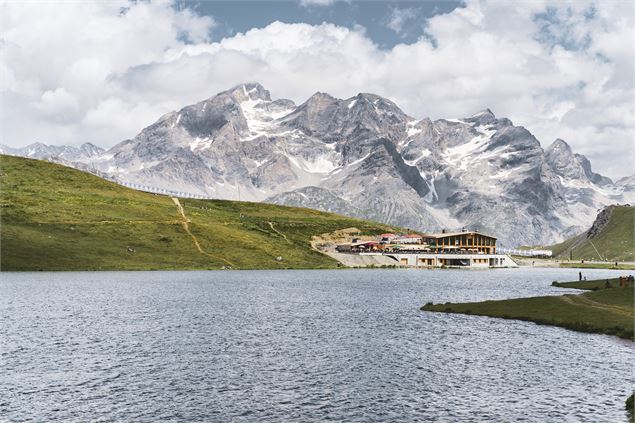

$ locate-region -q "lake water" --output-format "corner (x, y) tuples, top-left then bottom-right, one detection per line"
(1, 268), (633, 422)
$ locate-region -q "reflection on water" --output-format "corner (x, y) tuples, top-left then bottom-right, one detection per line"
(1, 268), (632, 422)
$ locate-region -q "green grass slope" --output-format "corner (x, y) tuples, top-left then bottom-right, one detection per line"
(0, 155), (400, 271)
(422, 277), (634, 340)
(549, 205), (634, 262)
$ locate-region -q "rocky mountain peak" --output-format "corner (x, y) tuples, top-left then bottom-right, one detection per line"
(348, 93), (410, 120)
(545, 138), (587, 181)
(548, 138), (572, 153)
(574, 153), (613, 186)
(545, 139), (575, 164)
(292, 92), (339, 116)
(17, 83), (634, 249)
(463, 108), (497, 126)
(306, 91), (337, 103)
(79, 142), (105, 156)
(275, 90), (411, 146)
(276, 92), (344, 139)
(1, 141), (106, 162)
(27, 141), (48, 149)
(472, 108), (495, 118)
(353, 92), (391, 104)
(226, 82), (272, 103)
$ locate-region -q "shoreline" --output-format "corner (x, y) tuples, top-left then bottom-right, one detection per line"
(513, 256), (635, 270)
(421, 277), (634, 341)
(0, 265), (522, 272)
(2, 261), (632, 272)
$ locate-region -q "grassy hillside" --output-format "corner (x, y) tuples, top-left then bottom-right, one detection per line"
(549, 205), (634, 262)
(0, 155), (400, 270)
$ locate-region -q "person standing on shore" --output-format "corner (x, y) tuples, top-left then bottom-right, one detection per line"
(579, 271), (582, 281)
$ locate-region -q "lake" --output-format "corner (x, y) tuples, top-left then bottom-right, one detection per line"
(1, 268), (633, 422)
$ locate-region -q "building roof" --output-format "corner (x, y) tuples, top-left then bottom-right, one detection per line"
(424, 231), (497, 239)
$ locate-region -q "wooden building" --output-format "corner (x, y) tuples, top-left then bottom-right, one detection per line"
(423, 231), (496, 254)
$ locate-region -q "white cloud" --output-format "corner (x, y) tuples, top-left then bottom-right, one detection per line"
(386, 7), (418, 35)
(36, 88), (80, 122)
(299, 0), (338, 7)
(1, 0), (214, 144)
(1, 0), (633, 179)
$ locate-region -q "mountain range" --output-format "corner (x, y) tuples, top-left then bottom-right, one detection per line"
(0, 142), (105, 163)
(2, 82), (633, 247)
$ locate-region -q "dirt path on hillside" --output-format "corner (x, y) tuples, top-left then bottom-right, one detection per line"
(560, 294), (633, 317)
(570, 295), (633, 316)
(172, 197), (234, 267)
(267, 221), (291, 243)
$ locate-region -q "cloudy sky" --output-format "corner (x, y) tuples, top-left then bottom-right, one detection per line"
(1, 0), (633, 178)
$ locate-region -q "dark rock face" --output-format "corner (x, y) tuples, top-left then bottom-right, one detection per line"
(463, 108), (498, 126)
(279, 92), (409, 144)
(586, 205), (614, 239)
(378, 139), (430, 199)
(575, 153), (613, 186)
(8, 83), (634, 247)
(545, 139), (587, 181)
(267, 186), (366, 217)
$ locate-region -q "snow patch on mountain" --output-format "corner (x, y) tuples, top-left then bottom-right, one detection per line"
(404, 150), (431, 166)
(9, 83), (633, 248)
(406, 120), (422, 137)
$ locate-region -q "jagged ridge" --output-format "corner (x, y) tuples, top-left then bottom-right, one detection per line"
(3, 82), (634, 247)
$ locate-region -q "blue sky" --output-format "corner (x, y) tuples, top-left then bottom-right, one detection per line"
(1, 0), (633, 178)
(182, 1), (462, 48)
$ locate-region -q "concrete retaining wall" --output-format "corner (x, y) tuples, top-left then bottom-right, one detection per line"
(365, 253), (517, 268)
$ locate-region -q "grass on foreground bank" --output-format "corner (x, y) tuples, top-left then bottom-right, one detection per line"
(421, 278), (634, 340)
(0, 155), (402, 271)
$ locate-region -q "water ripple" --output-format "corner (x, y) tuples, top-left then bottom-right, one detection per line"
(1, 268), (633, 422)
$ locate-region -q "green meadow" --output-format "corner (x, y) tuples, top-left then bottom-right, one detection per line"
(549, 205), (634, 262)
(0, 155), (400, 270)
